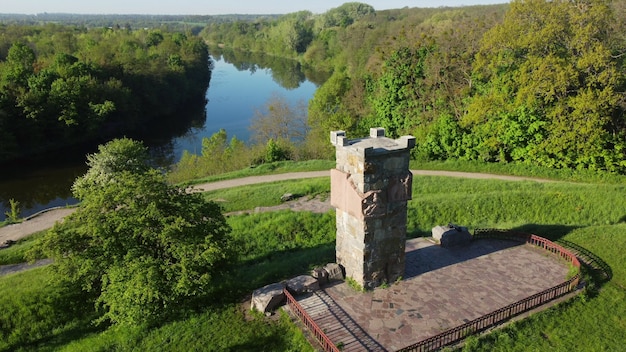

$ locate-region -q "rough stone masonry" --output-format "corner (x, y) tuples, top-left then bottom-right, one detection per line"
(330, 128), (415, 290)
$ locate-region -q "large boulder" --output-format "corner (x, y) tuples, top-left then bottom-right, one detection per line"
(285, 275), (319, 294)
(311, 266), (329, 285)
(251, 282), (285, 314)
(324, 263), (345, 282)
(432, 224), (471, 248)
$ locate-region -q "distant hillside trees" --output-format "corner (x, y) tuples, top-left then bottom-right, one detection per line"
(464, 0), (626, 172)
(0, 24), (210, 162)
(204, 0), (626, 173)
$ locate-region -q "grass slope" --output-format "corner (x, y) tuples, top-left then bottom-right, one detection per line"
(1, 161), (625, 351)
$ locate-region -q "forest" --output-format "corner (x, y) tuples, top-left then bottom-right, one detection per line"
(2, 1), (626, 173)
(202, 0), (626, 173)
(0, 23), (209, 163)
(2, 2), (626, 351)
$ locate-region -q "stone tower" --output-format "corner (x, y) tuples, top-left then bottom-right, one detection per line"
(330, 128), (415, 290)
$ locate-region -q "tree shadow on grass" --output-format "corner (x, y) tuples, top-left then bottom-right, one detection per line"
(510, 223), (580, 242)
(201, 242), (336, 307)
(20, 318), (104, 352)
(224, 334), (290, 352)
(7, 283), (105, 352)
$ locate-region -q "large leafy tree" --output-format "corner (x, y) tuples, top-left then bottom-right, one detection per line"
(367, 46), (431, 138)
(38, 139), (231, 326)
(72, 137), (152, 199)
(465, 0), (626, 171)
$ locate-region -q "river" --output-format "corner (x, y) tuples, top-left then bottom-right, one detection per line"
(0, 49), (325, 221)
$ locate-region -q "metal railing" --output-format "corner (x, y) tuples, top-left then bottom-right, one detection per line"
(284, 288), (341, 352)
(284, 229), (581, 352)
(397, 229), (581, 352)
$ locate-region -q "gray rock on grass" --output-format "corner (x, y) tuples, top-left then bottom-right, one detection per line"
(251, 282), (285, 314)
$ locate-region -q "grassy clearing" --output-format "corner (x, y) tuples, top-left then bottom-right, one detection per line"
(2, 162), (626, 351)
(182, 159), (334, 186)
(412, 159), (626, 184)
(407, 177), (626, 237)
(60, 306), (314, 352)
(203, 177), (330, 212)
(0, 267), (100, 352)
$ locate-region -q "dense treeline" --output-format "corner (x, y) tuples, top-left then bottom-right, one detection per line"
(203, 0), (626, 173)
(0, 13), (280, 34)
(0, 24), (210, 162)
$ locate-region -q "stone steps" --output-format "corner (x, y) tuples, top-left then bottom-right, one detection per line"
(296, 290), (386, 352)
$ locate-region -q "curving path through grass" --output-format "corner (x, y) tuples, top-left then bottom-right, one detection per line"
(0, 170), (553, 245)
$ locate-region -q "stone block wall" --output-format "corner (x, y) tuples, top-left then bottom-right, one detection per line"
(330, 128), (415, 290)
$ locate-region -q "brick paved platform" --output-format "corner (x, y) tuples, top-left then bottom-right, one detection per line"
(296, 238), (570, 351)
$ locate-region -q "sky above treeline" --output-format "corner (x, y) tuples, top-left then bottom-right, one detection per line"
(3, 0), (509, 15)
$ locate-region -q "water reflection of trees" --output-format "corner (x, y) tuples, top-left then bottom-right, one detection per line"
(210, 47), (329, 89)
(0, 162), (85, 219)
(0, 95), (208, 221)
(141, 95), (208, 168)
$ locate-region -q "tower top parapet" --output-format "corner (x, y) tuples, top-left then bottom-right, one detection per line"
(330, 128), (415, 155)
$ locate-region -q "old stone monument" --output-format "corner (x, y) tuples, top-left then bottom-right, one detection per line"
(330, 128), (415, 290)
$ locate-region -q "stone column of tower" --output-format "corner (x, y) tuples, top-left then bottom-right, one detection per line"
(330, 128), (415, 290)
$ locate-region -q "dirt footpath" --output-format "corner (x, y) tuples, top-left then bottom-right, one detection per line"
(0, 208), (77, 244)
(0, 169), (551, 245)
(0, 171), (331, 245)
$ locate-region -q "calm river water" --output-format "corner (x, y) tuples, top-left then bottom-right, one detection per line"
(0, 50), (323, 221)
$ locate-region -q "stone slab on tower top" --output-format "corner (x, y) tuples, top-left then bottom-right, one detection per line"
(330, 128), (416, 156)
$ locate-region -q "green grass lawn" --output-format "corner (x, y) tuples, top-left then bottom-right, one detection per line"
(182, 159), (334, 186)
(1, 161), (625, 351)
(202, 177), (330, 212)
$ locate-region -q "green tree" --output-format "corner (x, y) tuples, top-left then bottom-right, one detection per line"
(167, 129), (250, 183)
(466, 0), (626, 170)
(0, 24), (210, 163)
(366, 46), (432, 138)
(265, 138), (289, 162)
(36, 139), (231, 326)
(2, 42), (35, 88)
(251, 93), (308, 144)
(317, 2), (375, 30)
(307, 69), (354, 158)
(72, 138), (152, 199)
